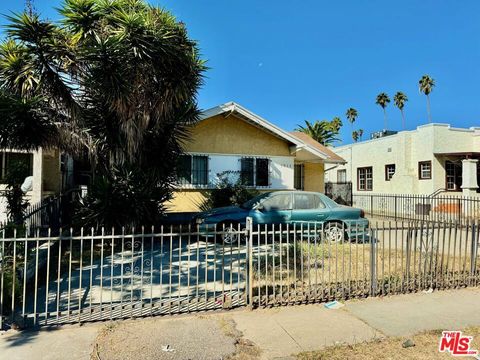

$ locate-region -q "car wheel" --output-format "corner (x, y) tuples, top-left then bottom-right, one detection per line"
(324, 222), (346, 243)
(218, 222), (245, 245)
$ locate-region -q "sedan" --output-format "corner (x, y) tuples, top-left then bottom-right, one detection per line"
(194, 191), (369, 243)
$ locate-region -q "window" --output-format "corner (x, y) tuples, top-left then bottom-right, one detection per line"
(385, 164), (395, 181)
(262, 193), (292, 211)
(337, 169), (347, 183)
(294, 164), (304, 190)
(357, 167), (373, 191)
(177, 155), (209, 186)
(256, 158), (269, 187)
(240, 157), (269, 187)
(445, 160), (462, 191)
(0, 152), (33, 183)
(294, 193), (325, 210)
(418, 161), (432, 180)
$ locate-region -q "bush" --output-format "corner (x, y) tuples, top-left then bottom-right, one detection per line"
(200, 176), (259, 211)
(3, 161), (30, 225)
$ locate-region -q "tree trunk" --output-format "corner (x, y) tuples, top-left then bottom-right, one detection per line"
(427, 95), (432, 123)
(401, 110), (406, 129)
(383, 108), (387, 130)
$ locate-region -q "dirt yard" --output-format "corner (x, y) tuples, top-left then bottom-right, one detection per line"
(297, 327), (480, 360)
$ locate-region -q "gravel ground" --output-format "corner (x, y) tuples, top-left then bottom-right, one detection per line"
(93, 315), (240, 360)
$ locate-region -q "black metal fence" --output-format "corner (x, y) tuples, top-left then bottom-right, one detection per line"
(353, 193), (480, 225)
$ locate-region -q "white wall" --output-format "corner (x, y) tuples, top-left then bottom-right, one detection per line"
(325, 124), (480, 195)
(184, 153), (295, 189)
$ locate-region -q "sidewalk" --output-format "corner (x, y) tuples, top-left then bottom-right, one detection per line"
(1, 288), (480, 359)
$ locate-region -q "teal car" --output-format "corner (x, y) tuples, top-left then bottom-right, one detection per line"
(194, 191), (369, 243)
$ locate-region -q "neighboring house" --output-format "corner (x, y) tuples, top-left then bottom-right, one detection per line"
(0, 148), (64, 223)
(169, 102), (345, 212)
(325, 123), (480, 196)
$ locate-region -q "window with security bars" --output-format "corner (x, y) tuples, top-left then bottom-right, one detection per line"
(240, 157), (270, 187)
(177, 155), (209, 186)
(294, 164), (304, 190)
(357, 167), (373, 191)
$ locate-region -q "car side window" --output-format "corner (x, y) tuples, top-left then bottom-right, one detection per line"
(294, 194), (326, 210)
(262, 194), (292, 211)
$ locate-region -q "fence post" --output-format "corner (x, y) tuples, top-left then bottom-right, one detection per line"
(246, 217), (254, 309)
(370, 196), (374, 217)
(370, 228), (377, 296)
(394, 195), (397, 221)
(470, 221), (477, 286)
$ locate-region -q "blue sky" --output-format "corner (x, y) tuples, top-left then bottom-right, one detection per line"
(1, 1), (479, 144)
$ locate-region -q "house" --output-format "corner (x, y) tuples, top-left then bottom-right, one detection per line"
(0, 101), (346, 222)
(169, 102), (345, 212)
(0, 148), (64, 223)
(325, 123), (480, 196)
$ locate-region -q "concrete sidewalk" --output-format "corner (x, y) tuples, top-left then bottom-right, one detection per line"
(1, 288), (480, 359)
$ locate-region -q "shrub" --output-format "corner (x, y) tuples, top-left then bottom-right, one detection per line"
(200, 175), (259, 211)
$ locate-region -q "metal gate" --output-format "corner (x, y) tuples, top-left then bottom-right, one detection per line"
(0, 225), (248, 328)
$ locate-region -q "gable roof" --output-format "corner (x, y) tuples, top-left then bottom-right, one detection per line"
(290, 131), (346, 164)
(200, 102), (345, 163)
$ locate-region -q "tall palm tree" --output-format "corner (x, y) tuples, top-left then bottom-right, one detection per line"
(358, 129), (364, 141)
(0, 0), (206, 227)
(346, 108), (358, 130)
(352, 130), (359, 142)
(393, 92), (408, 129)
(296, 120), (340, 146)
(419, 75), (435, 123)
(375, 93), (390, 130)
(331, 116), (343, 132)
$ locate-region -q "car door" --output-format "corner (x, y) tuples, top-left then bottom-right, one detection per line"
(251, 192), (292, 224)
(291, 193), (330, 223)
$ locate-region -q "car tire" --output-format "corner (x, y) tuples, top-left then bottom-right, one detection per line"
(217, 222), (246, 245)
(324, 221), (347, 243)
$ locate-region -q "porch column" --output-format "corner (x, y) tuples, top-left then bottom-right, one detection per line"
(461, 159), (479, 196)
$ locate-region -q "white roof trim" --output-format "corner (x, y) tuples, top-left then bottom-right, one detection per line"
(199, 102), (330, 160)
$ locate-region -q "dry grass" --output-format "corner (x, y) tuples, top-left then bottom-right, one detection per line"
(297, 327), (480, 360)
(253, 239), (478, 300)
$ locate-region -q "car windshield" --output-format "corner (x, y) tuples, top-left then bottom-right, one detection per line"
(241, 193), (272, 209)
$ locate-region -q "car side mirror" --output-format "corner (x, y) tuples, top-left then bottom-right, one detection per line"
(255, 204), (264, 211)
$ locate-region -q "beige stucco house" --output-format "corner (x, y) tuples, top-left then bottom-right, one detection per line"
(325, 123), (480, 196)
(169, 102), (345, 212)
(1, 101), (346, 221)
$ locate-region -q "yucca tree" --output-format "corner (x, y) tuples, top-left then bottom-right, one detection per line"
(393, 91), (408, 129)
(352, 130), (359, 142)
(419, 75), (435, 123)
(375, 93), (390, 130)
(296, 119), (341, 146)
(0, 0), (205, 227)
